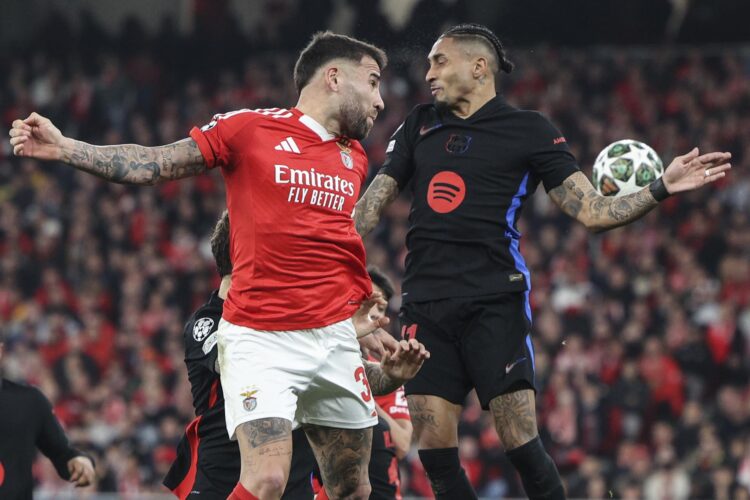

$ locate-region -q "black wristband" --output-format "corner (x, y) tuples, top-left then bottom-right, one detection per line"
(649, 177), (671, 202)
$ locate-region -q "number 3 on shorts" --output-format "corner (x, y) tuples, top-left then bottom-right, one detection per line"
(354, 366), (372, 402)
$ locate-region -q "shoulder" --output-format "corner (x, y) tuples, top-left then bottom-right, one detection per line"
(202, 107), (293, 133)
(393, 103), (442, 141)
(184, 296), (223, 346)
(4, 380), (51, 407)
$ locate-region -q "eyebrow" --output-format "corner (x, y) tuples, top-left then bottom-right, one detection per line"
(428, 52), (446, 62)
(369, 72), (381, 81)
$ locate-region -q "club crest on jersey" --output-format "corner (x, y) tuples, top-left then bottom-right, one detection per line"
(340, 151), (354, 169)
(241, 389), (258, 412)
(193, 317), (214, 341)
(445, 134), (472, 154)
(336, 140), (354, 169)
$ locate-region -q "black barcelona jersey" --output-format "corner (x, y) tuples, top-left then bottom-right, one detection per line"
(380, 96), (579, 303)
(163, 290), (237, 497)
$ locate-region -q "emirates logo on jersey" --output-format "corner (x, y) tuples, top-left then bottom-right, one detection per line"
(275, 164), (355, 212)
(427, 171), (466, 214)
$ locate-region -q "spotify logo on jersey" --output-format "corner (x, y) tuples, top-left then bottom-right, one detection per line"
(427, 171), (465, 213)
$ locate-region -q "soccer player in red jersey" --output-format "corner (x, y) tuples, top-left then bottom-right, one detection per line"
(9, 32), (400, 500)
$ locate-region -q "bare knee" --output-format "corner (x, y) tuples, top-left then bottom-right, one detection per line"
(242, 470), (286, 498)
(235, 418), (293, 498)
(490, 389), (539, 449)
(327, 481), (371, 500)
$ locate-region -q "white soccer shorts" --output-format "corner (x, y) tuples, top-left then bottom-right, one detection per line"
(217, 317), (377, 440)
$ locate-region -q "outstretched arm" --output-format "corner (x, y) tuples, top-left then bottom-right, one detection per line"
(549, 148), (731, 233)
(354, 173), (400, 236)
(9, 112), (206, 185)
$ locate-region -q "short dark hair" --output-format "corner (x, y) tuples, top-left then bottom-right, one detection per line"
(367, 265), (395, 302)
(210, 210), (232, 277)
(294, 31), (387, 94)
(441, 23), (514, 74)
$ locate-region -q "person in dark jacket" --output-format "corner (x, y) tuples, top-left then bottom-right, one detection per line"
(0, 331), (96, 499)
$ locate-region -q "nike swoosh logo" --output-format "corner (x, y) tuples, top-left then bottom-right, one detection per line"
(505, 357), (527, 374)
(419, 123), (442, 135)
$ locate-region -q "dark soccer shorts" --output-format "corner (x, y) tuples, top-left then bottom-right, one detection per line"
(400, 292), (536, 409)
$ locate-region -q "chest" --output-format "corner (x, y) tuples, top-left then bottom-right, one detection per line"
(411, 125), (531, 196)
(228, 127), (366, 215)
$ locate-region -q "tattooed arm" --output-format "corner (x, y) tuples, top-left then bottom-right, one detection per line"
(9, 112), (205, 185)
(364, 360), (402, 396)
(550, 148), (732, 233)
(548, 171), (658, 233)
(354, 173), (400, 237)
(363, 338), (429, 396)
(58, 139), (206, 185)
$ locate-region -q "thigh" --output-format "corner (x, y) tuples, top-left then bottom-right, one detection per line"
(406, 394), (463, 448)
(235, 418), (293, 484)
(303, 424), (373, 498)
(460, 293), (536, 409)
(217, 319), (316, 440)
(489, 388), (539, 450)
(297, 319), (377, 429)
(399, 301), (472, 406)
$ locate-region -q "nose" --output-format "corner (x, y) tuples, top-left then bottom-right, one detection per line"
(425, 66), (436, 83)
(374, 93), (384, 113)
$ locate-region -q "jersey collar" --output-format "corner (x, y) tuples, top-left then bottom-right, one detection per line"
(292, 108), (336, 142)
(443, 95), (507, 122)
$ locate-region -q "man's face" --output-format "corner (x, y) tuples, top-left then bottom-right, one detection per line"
(338, 56), (384, 140)
(369, 284), (388, 321)
(425, 37), (477, 108)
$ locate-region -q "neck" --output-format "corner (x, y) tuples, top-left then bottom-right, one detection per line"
(218, 275), (232, 300)
(449, 88), (496, 119)
(296, 92), (341, 136)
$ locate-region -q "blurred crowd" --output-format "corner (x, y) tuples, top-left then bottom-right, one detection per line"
(2, 5), (750, 499)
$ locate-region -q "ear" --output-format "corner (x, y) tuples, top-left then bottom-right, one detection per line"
(324, 66), (340, 91)
(473, 57), (489, 79)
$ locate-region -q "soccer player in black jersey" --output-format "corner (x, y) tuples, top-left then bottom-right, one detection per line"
(165, 212), (429, 499)
(354, 23), (731, 500)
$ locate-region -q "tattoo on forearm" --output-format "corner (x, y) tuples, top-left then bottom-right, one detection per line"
(354, 174), (399, 236)
(489, 389), (538, 449)
(304, 424), (372, 498)
(364, 361), (401, 396)
(549, 171), (657, 231)
(62, 138), (206, 185)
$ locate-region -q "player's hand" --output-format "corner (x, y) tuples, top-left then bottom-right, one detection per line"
(358, 328), (400, 358)
(662, 147), (731, 194)
(67, 456), (96, 487)
(9, 112), (69, 161)
(352, 292), (390, 339)
(380, 338), (430, 384)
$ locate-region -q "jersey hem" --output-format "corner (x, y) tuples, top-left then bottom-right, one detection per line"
(300, 415), (378, 429)
(402, 287), (529, 304)
(221, 303), (361, 331)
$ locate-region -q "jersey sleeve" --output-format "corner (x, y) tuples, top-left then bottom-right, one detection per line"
(526, 113), (580, 192)
(184, 313), (221, 374)
(375, 386), (411, 421)
(379, 112), (418, 190)
(189, 109), (256, 169)
(34, 389), (84, 480)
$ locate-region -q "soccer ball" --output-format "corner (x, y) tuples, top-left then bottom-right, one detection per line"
(591, 139), (664, 197)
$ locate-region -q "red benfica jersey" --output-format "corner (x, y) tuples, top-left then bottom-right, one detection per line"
(189, 107), (371, 330)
